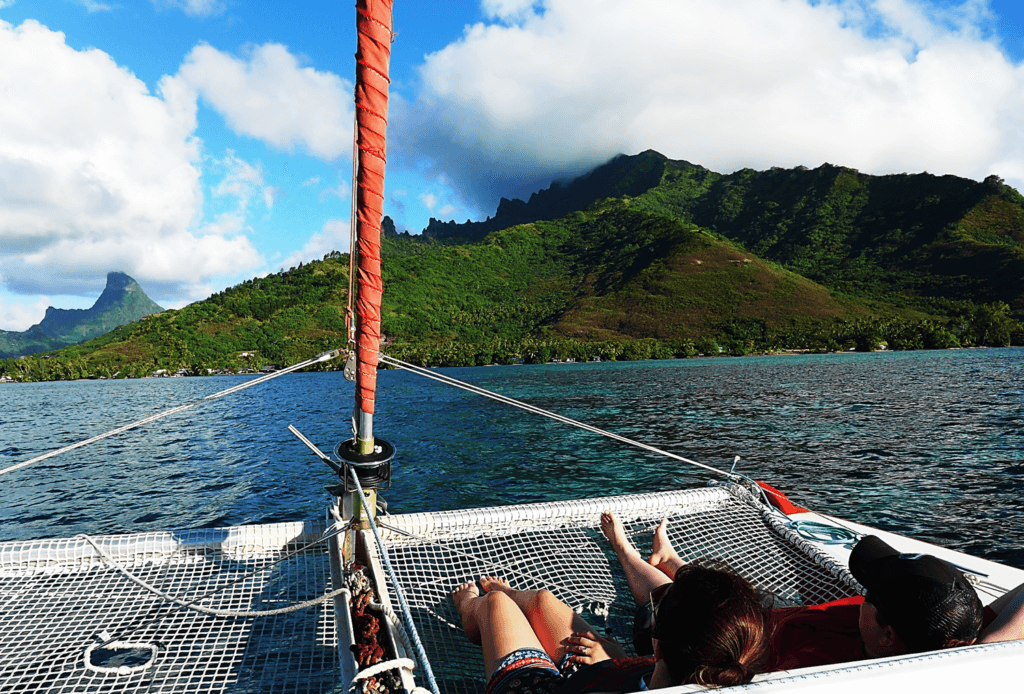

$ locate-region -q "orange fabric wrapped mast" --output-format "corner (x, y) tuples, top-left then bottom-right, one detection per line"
(353, 0), (392, 445)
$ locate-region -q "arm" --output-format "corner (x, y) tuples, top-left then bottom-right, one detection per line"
(565, 630), (628, 664)
(979, 580), (1024, 643)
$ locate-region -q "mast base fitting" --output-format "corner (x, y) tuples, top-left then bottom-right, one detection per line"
(333, 438), (395, 493)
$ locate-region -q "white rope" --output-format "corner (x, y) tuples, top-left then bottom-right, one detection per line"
(83, 638), (159, 676)
(370, 600), (416, 660)
(349, 658), (433, 694)
(378, 353), (735, 479)
(349, 470), (442, 694)
(77, 533), (347, 618)
(0, 349), (342, 479)
(351, 657), (415, 681)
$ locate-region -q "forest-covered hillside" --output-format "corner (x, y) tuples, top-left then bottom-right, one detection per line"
(2, 153), (1021, 382)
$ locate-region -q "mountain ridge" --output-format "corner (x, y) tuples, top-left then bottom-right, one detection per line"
(3, 153), (1022, 381)
(403, 151), (1024, 317)
(0, 272), (163, 358)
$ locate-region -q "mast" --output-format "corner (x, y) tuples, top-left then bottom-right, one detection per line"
(333, 0), (395, 567)
(352, 0), (392, 456)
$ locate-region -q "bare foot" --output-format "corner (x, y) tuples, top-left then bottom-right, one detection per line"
(601, 511), (638, 557)
(452, 581), (482, 644)
(452, 580), (480, 607)
(648, 519), (685, 576)
(480, 576), (513, 594)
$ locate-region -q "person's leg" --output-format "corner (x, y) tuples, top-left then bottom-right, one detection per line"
(601, 512), (671, 606)
(648, 518), (687, 578)
(452, 582), (548, 677)
(480, 576), (593, 663)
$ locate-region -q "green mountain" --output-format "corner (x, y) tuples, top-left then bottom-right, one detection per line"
(2, 154), (1021, 381)
(0, 272), (163, 358)
(676, 165), (1024, 314)
(412, 150), (1024, 318)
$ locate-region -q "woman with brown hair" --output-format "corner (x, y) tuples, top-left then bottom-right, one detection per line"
(450, 513), (769, 693)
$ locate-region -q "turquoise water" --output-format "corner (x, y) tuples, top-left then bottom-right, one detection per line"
(2, 348), (1022, 568)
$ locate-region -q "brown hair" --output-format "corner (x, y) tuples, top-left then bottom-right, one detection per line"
(653, 560), (769, 687)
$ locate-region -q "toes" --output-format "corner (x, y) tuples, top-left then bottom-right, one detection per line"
(451, 581), (480, 605)
(479, 576), (509, 592)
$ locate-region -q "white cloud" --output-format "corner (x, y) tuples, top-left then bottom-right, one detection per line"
(281, 219), (351, 268)
(264, 186), (285, 210)
(394, 0), (1024, 209)
(482, 0), (542, 21)
(171, 42), (355, 160)
(154, 0), (226, 18)
(80, 0), (114, 12)
(0, 294), (51, 332)
(319, 180), (352, 203)
(301, 175), (322, 187)
(419, 191), (439, 211)
(0, 20), (261, 309)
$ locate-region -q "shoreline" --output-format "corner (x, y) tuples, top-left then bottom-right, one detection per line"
(0, 345), (1002, 385)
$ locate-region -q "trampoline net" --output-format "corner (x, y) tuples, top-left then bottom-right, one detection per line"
(375, 485), (859, 694)
(0, 485), (858, 694)
(0, 523), (337, 694)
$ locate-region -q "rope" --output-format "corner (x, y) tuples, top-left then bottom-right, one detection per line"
(378, 353), (737, 480)
(349, 658), (433, 694)
(347, 108), (360, 345)
(77, 533), (349, 618)
(370, 600), (417, 661)
(83, 637), (159, 676)
(0, 349), (343, 479)
(349, 469), (442, 694)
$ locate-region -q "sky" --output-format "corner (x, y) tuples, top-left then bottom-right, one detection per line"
(1, 0), (1023, 330)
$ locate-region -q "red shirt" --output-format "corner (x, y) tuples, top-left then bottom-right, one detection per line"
(767, 596), (867, 671)
(767, 595), (998, 672)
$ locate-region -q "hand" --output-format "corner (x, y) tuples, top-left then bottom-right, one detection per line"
(564, 630), (626, 665)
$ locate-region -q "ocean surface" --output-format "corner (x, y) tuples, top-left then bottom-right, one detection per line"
(2, 348), (1022, 569)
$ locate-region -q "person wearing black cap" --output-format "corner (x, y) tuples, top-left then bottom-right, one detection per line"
(848, 535), (984, 656)
(604, 513), (1024, 672)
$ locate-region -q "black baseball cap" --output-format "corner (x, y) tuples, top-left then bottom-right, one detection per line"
(849, 536), (983, 652)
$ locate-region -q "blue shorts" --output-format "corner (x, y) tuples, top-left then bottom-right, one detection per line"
(485, 648), (577, 694)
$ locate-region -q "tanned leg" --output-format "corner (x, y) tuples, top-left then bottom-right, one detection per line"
(648, 518), (687, 579)
(452, 581), (547, 677)
(480, 577), (594, 663)
(601, 512), (671, 606)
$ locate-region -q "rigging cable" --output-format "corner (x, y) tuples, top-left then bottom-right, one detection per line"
(0, 348), (343, 479)
(349, 467), (442, 694)
(378, 353), (738, 481)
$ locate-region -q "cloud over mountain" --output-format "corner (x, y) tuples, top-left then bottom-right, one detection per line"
(0, 19), (260, 306)
(393, 0), (1024, 213)
(0, 23), (356, 322)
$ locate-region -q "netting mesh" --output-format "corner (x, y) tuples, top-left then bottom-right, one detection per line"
(375, 485), (859, 694)
(1, 486), (859, 694)
(0, 523), (337, 693)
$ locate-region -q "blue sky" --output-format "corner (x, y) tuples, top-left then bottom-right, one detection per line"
(1, 0), (1023, 329)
